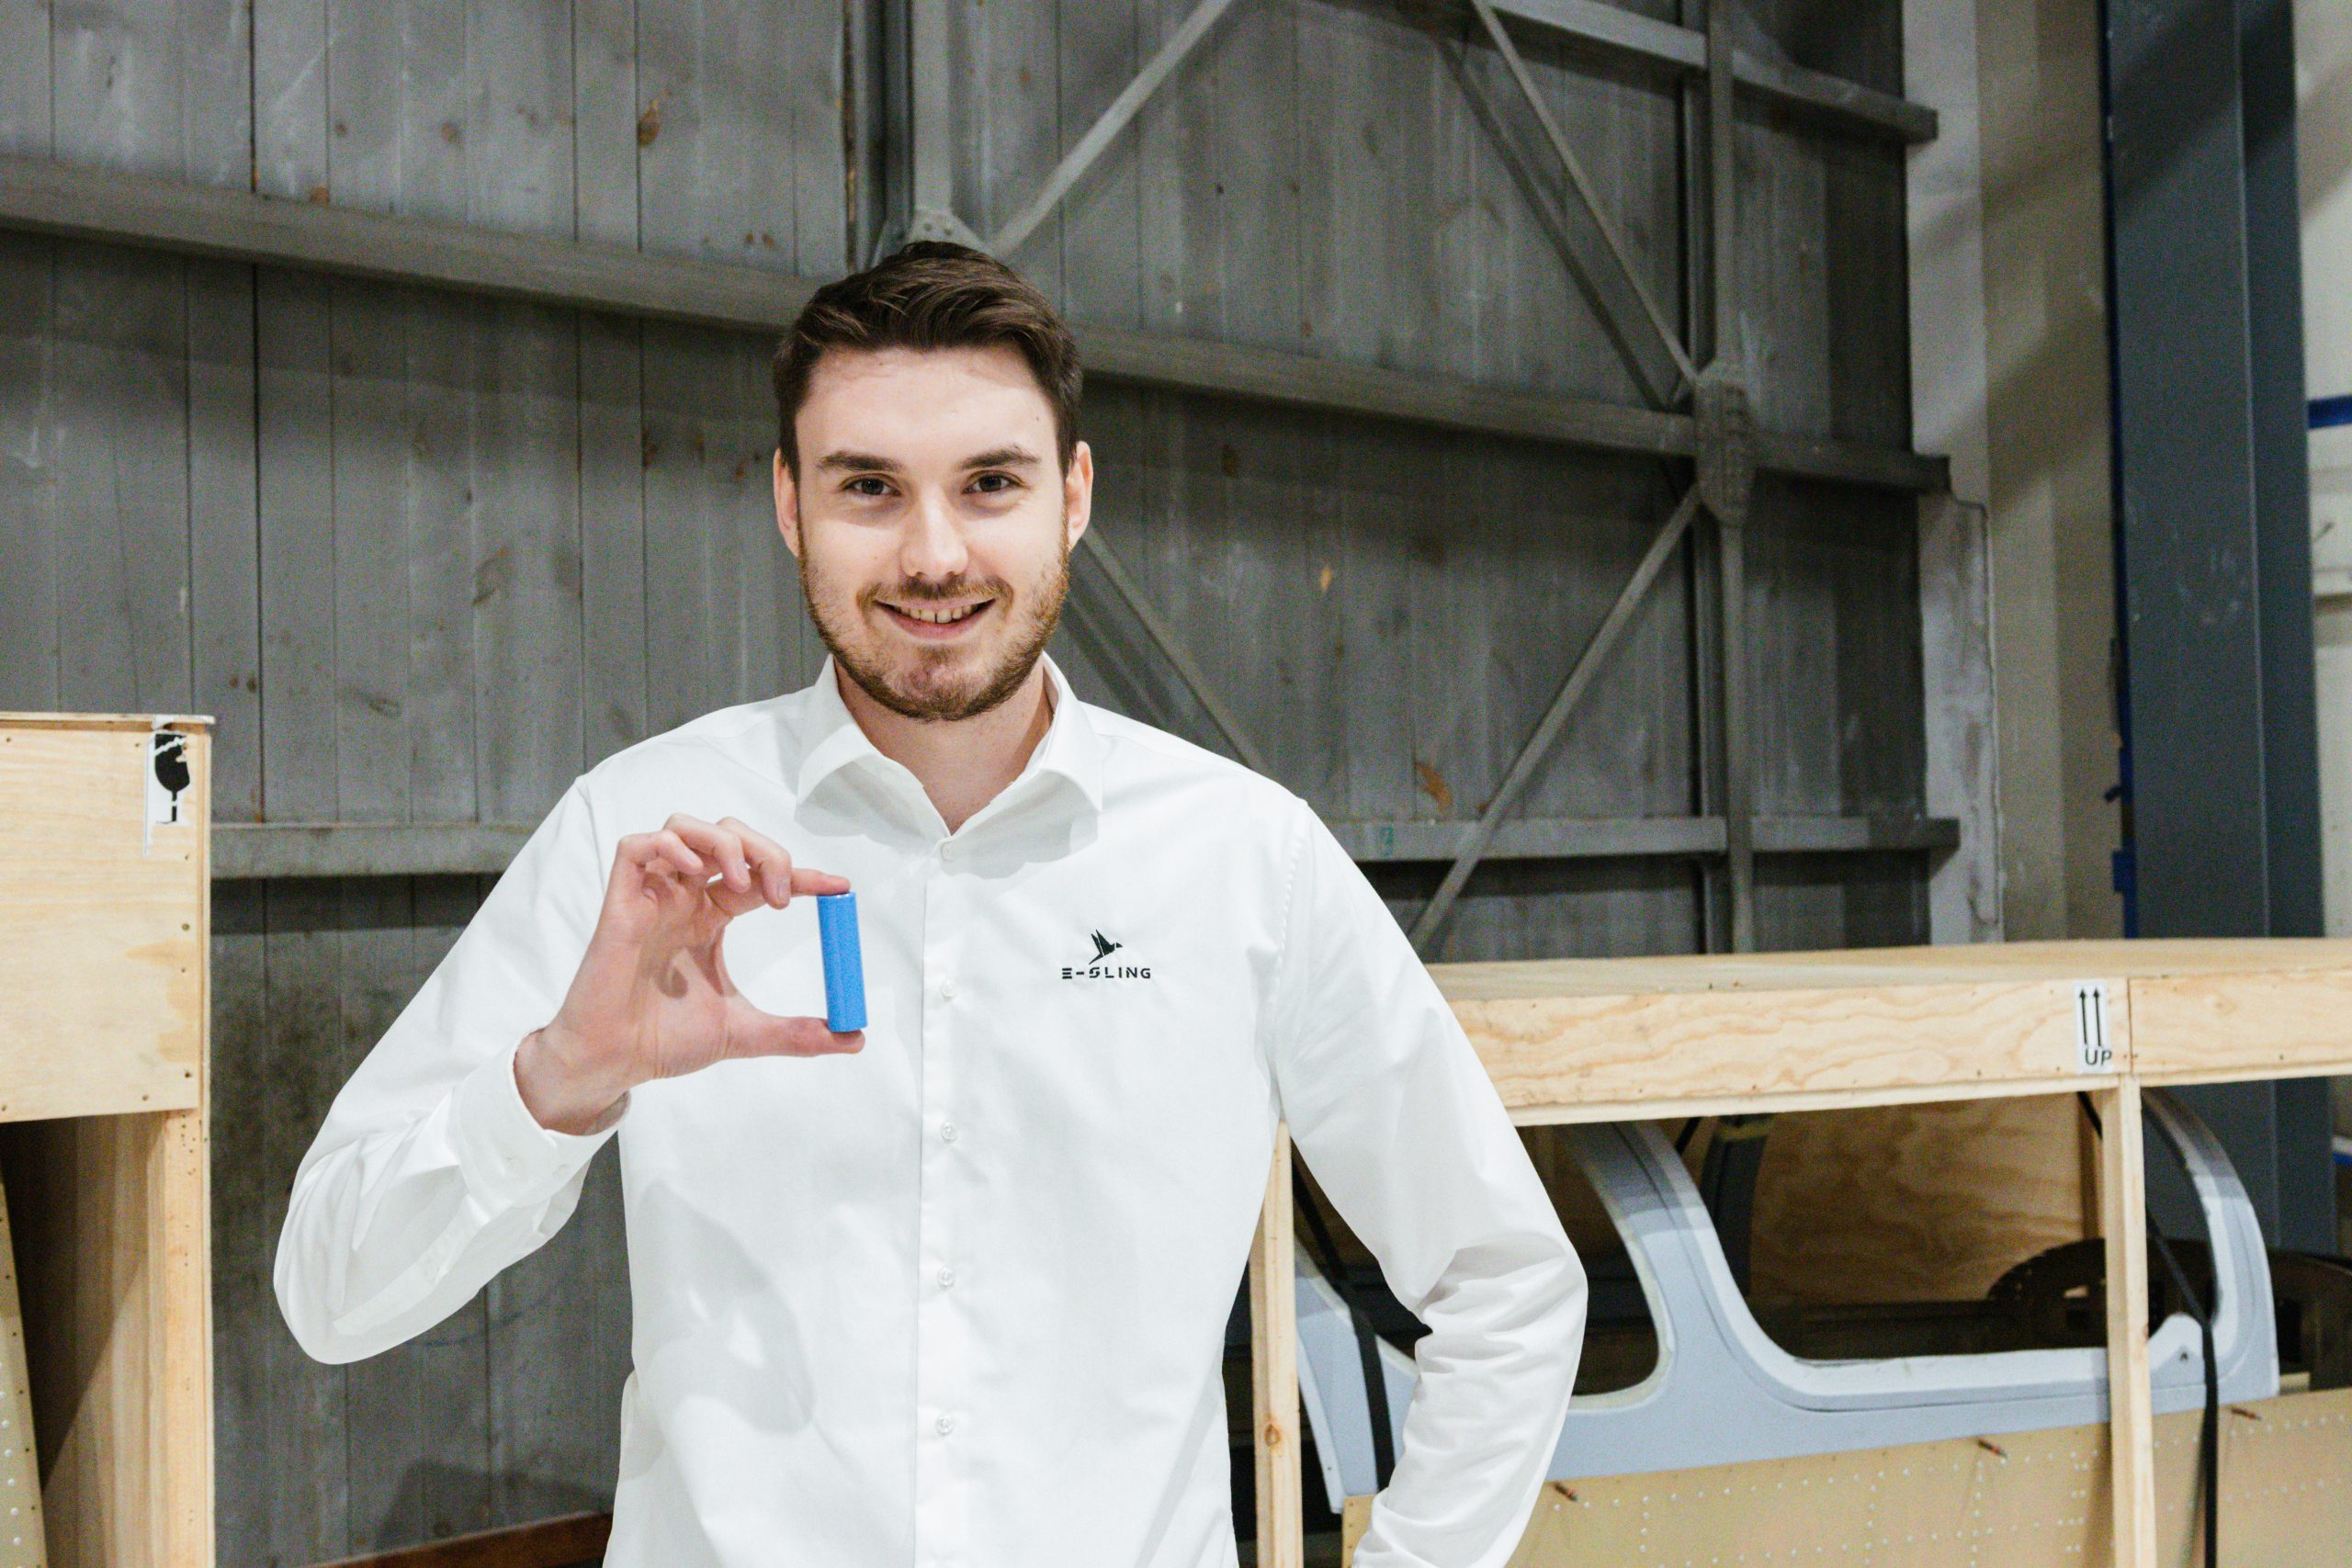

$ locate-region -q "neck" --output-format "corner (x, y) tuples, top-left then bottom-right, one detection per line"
(835, 661), (1056, 833)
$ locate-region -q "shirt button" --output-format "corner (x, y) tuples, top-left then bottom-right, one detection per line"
(939, 979), (958, 1001)
(936, 1414), (956, 1436)
(939, 1121), (957, 1143)
(937, 1266), (956, 1288)
(939, 840), (958, 862)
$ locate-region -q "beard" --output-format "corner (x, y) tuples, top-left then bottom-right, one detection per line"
(799, 537), (1072, 723)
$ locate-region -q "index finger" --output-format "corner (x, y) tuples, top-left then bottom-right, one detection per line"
(714, 815), (849, 904)
(788, 865), (850, 897)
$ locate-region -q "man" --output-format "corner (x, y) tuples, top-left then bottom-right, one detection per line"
(276, 241), (1586, 1566)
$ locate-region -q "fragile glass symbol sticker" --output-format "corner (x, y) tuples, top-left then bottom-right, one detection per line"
(147, 729), (191, 827)
(2072, 980), (2116, 1073)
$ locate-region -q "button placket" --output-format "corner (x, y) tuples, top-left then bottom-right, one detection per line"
(911, 854), (971, 1556)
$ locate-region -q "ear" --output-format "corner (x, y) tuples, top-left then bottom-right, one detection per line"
(1062, 439), (1093, 550)
(773, 447), (803, 560)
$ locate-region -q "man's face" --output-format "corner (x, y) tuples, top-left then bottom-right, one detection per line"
(775, 344), (1092, 723)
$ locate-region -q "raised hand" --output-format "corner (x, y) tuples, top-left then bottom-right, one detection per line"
(515, 813), (861, 1134)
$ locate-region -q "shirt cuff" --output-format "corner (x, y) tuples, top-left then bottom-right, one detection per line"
(448, 1036), (628, 1210)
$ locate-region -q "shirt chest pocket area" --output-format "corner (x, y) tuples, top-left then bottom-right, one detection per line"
(1006, 938), (1259, 1079)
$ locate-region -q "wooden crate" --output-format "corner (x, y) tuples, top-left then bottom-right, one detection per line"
(1253, 939), (2352, 1568)
(0, 715), (212, 1567)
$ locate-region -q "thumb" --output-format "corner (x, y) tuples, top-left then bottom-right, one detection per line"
(722, 994), (865, 1059)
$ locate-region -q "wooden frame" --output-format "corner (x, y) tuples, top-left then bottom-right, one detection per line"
(0, 715), (213, 1567)
(1249, 937), (2352, 1568)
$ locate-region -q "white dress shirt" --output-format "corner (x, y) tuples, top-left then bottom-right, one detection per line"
(275, 653), (1587, 1567)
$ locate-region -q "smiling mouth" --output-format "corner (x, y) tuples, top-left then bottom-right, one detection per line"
(878, 598), (996, 637)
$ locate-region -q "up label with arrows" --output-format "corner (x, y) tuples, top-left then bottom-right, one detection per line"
(2071, 980), (2117, 1073)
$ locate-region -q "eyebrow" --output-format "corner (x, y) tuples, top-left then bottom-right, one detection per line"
(811, 445), (1045, 477)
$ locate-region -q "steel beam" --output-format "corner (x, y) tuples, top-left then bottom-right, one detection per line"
(1436, 32), (1684, 407)
(1080, 322), (1943, 491)
(982, 0), (1938, 267)
(1702, 0), (1756, 954)
(1074, 530), (1273, 775)
(989, 0), (1246, 258)
(1468, 0), (1702, 400)
(2101, 0), (2335, 1269)
(0, 154), (1945, 494)
(1408, 487), (1705, 953)
(2104, 0), (2321, 945)
(903, 0), (983, 247)
(1676, 0), (1725, 956)
(209, 811), (1958, 881)
(1485, 0), (1936, 143)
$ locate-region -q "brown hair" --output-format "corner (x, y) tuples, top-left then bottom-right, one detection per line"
(771, 240), (1083, 478)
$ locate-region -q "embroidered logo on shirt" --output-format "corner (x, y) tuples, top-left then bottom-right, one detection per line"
(1064, 930), (1151, 981)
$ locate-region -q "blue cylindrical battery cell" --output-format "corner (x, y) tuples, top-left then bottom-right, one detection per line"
(816, 892), (866, 1032)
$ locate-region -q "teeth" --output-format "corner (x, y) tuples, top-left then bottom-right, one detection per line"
(895, 603), (984, 625)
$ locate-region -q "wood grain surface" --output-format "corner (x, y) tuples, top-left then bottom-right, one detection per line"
(0, 724), (206, 1121)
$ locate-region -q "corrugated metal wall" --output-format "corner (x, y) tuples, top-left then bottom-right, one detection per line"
(0, 0), (1925, 1558)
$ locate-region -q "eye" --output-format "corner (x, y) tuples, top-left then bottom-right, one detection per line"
(970, 471), (1021, 494)
(843, 475), (894, 498)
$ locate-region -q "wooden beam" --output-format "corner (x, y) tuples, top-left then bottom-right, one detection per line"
(2097, 1079), (2158, 1568)
(1250, 1126), (1304, 1568)
(1449, 972), (2116, 1119)
(2125, 961), (2352, 1085)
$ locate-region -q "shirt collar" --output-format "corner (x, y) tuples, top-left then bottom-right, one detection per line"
(789, 651), (1106, 818)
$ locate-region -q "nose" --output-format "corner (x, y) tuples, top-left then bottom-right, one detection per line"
(900, 486), (970, 584)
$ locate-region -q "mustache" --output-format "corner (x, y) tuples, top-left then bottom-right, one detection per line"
(861, 578), (1009, 604)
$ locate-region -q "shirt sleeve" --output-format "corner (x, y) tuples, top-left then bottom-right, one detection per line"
(272, 778), (628, 1365)
(1261, 796), (1586, 1567)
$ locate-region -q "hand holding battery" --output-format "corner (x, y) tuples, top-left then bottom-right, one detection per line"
(517, 811), (863, 1134)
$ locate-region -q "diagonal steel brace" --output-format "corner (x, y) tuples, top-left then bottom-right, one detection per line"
(1078, 529), (1273, 776)
(990, 0), (1250, 258)
(1408, 485), (1704, 953)
(1465, 0), (1703, 400)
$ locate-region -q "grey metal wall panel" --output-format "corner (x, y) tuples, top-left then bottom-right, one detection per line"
(2103, 0), (2334, 1254)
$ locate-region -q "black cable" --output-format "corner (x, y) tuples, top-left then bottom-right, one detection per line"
(2150, 1227), (2221, 1568)
(2077, 1092), (2219, 1565)
(1291, 1167), (1398, 1489)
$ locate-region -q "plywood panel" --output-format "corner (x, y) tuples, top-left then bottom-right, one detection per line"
(1746, 1096), (2094, 1307)
(1340, 1386), (2352, 1567)
(0, 1109), (212, 1568)
(0, 723), (204, 1121)
(0, 1170), (51, 1566)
